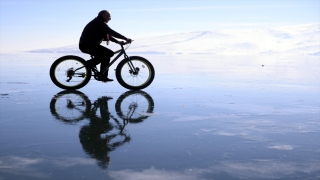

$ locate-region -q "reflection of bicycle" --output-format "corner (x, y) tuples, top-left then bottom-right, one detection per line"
(49, 42), (155, 90)
(49, 90), (154, 169)
(50, 90), (154, 124)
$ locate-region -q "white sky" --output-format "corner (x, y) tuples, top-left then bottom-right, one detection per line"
(0, 0), (319, 52)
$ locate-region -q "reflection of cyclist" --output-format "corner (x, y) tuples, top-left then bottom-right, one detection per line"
(79, 96), (130, 169)
(79, 10), (132, 82)
(50, 90), (154, 169)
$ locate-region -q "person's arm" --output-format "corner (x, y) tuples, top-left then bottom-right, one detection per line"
(104, 24), (132, 43)
(109, 36), (120, 43)
(108, 28), (127, 40)
(105, 25), (127, 41)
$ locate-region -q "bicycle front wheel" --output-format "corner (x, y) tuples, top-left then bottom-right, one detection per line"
(116, 56), (155, 90)
(50, 55), (91, 90)
(115, 90), (154, 123)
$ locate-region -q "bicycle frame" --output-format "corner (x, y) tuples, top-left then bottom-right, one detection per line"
(74, 44), (137, 76)
(91, 99), (129, 133)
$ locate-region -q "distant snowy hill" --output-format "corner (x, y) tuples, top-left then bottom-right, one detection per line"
(29, 24), (319, 55)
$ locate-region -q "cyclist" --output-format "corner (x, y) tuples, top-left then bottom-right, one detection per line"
(79, 10), (132, 82)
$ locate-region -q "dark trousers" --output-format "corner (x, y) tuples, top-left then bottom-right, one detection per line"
(79, 43), (114, 76)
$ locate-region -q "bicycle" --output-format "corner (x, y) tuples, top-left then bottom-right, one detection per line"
(50, 90), (154, 124)
(49, 42), (155, 90)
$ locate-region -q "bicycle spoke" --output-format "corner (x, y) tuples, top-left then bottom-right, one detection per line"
(116, 91), (154, 121)
(54, 59), (89, 88)
(120, 60), (151, 87)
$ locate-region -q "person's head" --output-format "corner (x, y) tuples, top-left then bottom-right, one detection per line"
(98, 10), (111, 23)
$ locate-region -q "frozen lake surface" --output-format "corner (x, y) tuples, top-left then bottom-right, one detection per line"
(0, 53), (319, 179)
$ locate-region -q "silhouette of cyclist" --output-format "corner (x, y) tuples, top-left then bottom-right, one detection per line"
(79, 96), (131, 169)
(79, 10), (132, 82)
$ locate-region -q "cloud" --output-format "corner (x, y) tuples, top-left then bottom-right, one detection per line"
(53, 157), (96, 167)
(1, 155), (319, 179)
(0, 156), (95, 179)
(109, 160), (320, 180)
(109, 167), (200, 180)
(268, 145), (294, 150)
(0, 156), (48, 179)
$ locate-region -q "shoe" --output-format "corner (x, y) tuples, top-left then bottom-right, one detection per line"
(103, 78), (113, 82)
(98, 75), (113, 82)
(100, 96), (113, 101)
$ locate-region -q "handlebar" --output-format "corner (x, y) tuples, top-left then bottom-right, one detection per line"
(118, 40), (134, 46)
(113, 40), (133, 54)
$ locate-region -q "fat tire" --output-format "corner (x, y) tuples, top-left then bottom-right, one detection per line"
(50, 90), (91, 124)
(115, 90), (154, 123)
(50, 55), (91, 90)
(115, 56), (155, 90)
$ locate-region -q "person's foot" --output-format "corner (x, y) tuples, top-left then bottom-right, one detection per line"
(98, 75), (113, 82)
(100, 96), (113, 101)
(103, 78), (113, 82)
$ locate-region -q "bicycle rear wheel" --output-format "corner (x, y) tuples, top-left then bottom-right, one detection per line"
(50, 90), (91, 124)
(116, 56), (155, 90)
(50, 55), (91, 90)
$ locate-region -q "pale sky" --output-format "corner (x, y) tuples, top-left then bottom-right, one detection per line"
(0, 0), (319, 52)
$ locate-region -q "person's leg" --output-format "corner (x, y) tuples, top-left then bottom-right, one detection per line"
(79, 43), (101, 66)
(95, 47), (114, 80)
(79, 43), (114, 78)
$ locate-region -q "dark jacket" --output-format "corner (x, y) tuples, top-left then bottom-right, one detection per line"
(79, 16), (127, 44)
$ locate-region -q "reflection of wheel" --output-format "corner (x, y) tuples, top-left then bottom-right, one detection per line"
(116, 56), (155, 90)
(115, 91), (154, 123)
(50, 56), (91, 90)
(50, 90), (91, 123)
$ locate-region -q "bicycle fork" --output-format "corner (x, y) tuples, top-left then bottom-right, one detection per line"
(125, 56), (140, 76)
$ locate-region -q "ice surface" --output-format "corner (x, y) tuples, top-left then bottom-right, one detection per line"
(0, 52), (319, 179)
